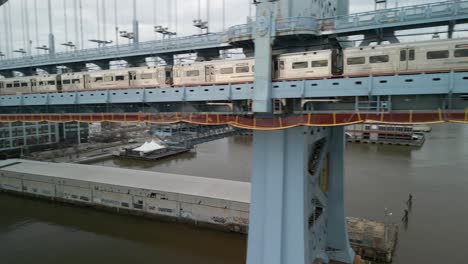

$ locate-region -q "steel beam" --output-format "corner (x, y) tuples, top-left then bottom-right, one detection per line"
(252, 1), (277, 113)
(247, 126), (354, 264)
(326, 126), (355, 263)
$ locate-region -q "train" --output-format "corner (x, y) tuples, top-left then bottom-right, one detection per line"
(1, 38), (468, 95)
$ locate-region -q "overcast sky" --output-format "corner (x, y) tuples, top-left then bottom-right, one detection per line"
(0, 0), (457, 57)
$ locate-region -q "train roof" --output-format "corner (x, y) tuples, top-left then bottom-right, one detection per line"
(61, 66), (171, 77)
(277, 49), (332, 57)
(175, 57), (252, 67)
(346, 37), (468, 52)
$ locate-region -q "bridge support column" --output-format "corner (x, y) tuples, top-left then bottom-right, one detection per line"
(247, 126), (354, 264)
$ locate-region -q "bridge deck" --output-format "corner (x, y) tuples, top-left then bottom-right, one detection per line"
(0, 72), (466, 108)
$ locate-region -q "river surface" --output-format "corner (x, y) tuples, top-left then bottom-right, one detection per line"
(0, 124), (467, 264)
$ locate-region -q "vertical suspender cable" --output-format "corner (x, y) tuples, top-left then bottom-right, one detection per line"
(7, 2), (14, 56)
(133, 0), (137, 23)
(197, 0), (201, 34)
(153, 0), (157, 39)
(222, 0), (225, 31)
(3, 4), (10, 57)
(102, 0), (107, 42)
(24, 0), (31, 55)
(34, 0), (40, 54)
(133, 0), (138, 44)
(74, 0), (80, 50)
(96, 0), (101, 42)
(47, 0), (55, 54)
(206, 0), (210, 33)
(168, 0), (172, 32)
(21, 0), (26, 51)
(64, 0), (69, 43)
(175, 0), (178, 35)
(114, 0), (119, 45)
(79, 0), (84, 49)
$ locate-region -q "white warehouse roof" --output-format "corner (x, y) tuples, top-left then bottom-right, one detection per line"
(0, 159), (250, 203)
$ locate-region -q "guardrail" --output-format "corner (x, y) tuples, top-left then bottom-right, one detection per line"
(318, 0), (468, 33)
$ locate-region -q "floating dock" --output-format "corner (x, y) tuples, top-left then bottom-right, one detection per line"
(113, 148), (191, 161)
(0, 159), (397, 262)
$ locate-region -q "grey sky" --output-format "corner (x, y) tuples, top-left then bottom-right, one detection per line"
(0, 0), (457, 57)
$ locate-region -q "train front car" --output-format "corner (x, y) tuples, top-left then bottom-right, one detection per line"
(0, 76), (33, 94)
(173, 58), (255, 86)
(276, 50), (334, 80)
(129, 66), (173, 88)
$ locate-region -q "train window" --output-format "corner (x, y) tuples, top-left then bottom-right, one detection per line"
(252, 66), (255, 72)
(280, 61), (285, 70)
(369, 55), (389, 63)
(292, 61), (308, 69)
(454, 49), (468, 57)
(166, 71), (171, 78)
(311, 60), (329, 67)
(427, 50), (449, 60)
(400, 50), (406, 61)
(48, 81), (55, 85)
(347, 57), (365, 65)
(220, 67), (234, 74)
(72, 79), (81, 83)
(186, 70), (200, 77)
(0, 82), (3, 88)
(103, 76), (113, 82)
(63, 80), (71, 85)
(6, 83), (12, 88)
(94, 77), (103, 82)
(236, 66), (250, 73)
(115, 75), (125, 81)
(140, 73), (153, 79)
(21, 82), (28, 87)
(13, 82), (20, 88)
(409, 50), (415, 61)
(39, 81), (44, 86)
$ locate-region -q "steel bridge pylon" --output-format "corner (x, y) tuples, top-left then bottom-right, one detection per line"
(247, 126), (355, 264)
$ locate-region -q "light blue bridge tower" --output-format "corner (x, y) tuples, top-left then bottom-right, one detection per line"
(248, 0), (355, 263)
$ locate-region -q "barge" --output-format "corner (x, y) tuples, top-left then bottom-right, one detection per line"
(0, 159), (397, 262)
(346, 123), (425, 147)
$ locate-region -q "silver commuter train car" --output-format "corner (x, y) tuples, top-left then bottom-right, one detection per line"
(61, 66), (173, 91)
(31, 74), (60, 93)
(173, 50), (336, 86)
(276, 49), (335, 80)
(173, 58), (255, 86)
(343, 38), (468, 75)
(0, 76), (32, 94)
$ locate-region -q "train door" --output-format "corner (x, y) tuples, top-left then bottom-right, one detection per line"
(56, 75), (62, 92)
(205, 65), (215, 83)
(83, 74), (91, 89)
(30, 78), (37, 92)
(399, 48), (416, 72)
(129, 71), (136, 87)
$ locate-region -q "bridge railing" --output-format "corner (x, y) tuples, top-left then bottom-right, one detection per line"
(319, 0), (468, 32)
